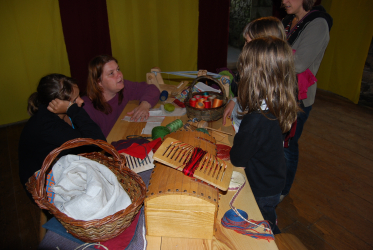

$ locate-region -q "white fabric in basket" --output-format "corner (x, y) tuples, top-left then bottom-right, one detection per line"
(52, 155), (131, 221)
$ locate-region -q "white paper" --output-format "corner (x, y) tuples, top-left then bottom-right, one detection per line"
(148, 105), (186, 117)
(195, 82), (221, 93)
(149, 107), (164, 116)
(142, 122), (162, 134)
(160, 105), (186, 116)
(122, 116), (165, 123)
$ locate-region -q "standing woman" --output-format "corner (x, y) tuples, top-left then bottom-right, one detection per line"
(19, 74), (106, 192)
(280, 0), (333, 200)
(82, 55), (160, 137)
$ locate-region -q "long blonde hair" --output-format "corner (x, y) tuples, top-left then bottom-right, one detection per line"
(243, 16), (286, 41)
(237, 37), (298, 133)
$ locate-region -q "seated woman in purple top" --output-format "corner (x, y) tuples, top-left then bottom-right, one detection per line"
(82, 55), (160, 137)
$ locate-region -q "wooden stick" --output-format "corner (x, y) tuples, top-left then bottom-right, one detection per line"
(204, 127), (233, 136)
(189, 122), (233, 136)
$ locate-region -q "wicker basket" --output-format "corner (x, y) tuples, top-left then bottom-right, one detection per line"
(26, 138), (146, 243)
(184, 76), (228, 121)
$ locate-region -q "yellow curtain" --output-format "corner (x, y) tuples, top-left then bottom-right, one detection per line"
(317, 0), (373, 103)
(0, 0), (70, 125)
(106, 0), (199, 83)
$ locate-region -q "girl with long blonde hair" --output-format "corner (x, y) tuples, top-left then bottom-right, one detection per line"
(223, 16), (287, 128)
(230, 37), (298, 234)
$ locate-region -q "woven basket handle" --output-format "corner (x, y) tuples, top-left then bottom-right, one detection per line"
(187, 76), (227, 103)
(35, 138), (123, 199)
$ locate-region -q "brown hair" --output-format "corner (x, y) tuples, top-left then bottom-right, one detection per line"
(243, 16), (286, 41)
(87, 55), (123, 114)
(303, 0), (316, 11)
(281, 0), (316, 12)
(27, 74), (76, 116)
(237, 37), (299, 133)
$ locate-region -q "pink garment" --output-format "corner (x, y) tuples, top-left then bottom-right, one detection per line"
(293, 49), (317, 100)
(297, 69), (317, 100)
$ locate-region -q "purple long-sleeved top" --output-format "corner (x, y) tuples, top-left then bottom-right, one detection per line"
(82, 80), (160, 137)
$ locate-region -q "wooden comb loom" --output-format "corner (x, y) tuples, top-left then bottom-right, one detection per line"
(153, 137), (233, 191)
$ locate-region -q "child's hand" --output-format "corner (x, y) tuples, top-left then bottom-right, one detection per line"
(47, 99), (70, 114)
(222, 100), (235, 125)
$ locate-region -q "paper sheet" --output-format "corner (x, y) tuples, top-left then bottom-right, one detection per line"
(195, 82), (221, 93)
(142, 122), (162, 134)
(149, 105), (186, 117)
(122, 116), (165, 123)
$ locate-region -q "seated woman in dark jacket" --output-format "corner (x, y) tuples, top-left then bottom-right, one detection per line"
(18, 73), (106, 194)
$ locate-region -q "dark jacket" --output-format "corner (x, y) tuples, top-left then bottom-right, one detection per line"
(230, 112), (286, 197)
(18, 104), (106, 192)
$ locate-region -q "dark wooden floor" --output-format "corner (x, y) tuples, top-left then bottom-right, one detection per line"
(1, 89), (372, 249)
(277, 90), (373, 249)
(0, 121), (40, 249)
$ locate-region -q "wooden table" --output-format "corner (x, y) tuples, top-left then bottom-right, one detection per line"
(107, 101), (279, 250)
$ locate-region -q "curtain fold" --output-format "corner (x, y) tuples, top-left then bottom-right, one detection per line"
(106, 0), (199, 82)
(58, 0), (112, 92)
(317, 0), (373, 104)
(0, 0), (70, 125)
(198, 0), (230, 73)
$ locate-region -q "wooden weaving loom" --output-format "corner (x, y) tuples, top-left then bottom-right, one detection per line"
(153, 137), (233, 191)
(146, 67), (231, 98)
(145, 131), (222, 239)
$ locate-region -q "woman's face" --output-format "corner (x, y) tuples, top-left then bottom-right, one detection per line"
(282, 0), (304, 15)
(71, 86), (84, 107)
(99, 60), (124, 96)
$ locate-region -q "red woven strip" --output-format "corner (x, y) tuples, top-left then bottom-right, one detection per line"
(182, 148), (206, 177)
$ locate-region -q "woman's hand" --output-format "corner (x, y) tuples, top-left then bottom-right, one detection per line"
(47, 99), (71, 114)
(127, 101), (151, 122)
(222, 100), (235, 125)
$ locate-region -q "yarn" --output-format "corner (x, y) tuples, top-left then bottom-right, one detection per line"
(151, 126), (170, 140)
(164, 103), (175, 113)
(189, 98), (197, 107)
(195, 102), (205, 109)
(223, 209), (248, 222)
(159, 90), (168, 101)
(212, 98), (223, 108)
(203, 100), (211, 108)
(196, 128), (209, 135)
(216, 144), (231, 161)
(221, 175), (275, 242)
(221, 209), (274, 241)
(218, 70), (233, 83)
(165, 119), (183, 133)
(182, 147), (207, 177)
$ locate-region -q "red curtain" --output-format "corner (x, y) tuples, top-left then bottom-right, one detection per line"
(198, 0), (230, 73)
(60, 0), (231, 86)
(58, 0), (112, 93)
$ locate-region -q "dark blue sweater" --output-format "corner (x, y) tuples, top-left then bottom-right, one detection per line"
(230, 111), (286, 197)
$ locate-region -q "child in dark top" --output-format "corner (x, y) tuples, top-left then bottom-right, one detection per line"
(19, 74), (106, 196)
(223, 16), (287, 128)
(230, 37), (299, 234)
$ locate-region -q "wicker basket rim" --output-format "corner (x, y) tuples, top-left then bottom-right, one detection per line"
(25, 138), (147, 242)
(184, 76), (228, 107)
